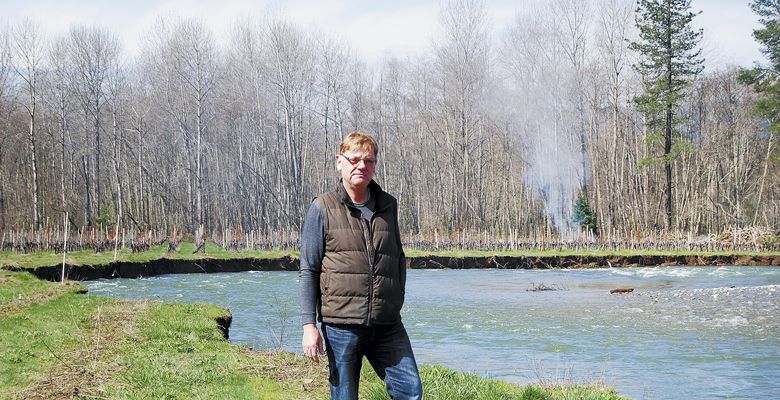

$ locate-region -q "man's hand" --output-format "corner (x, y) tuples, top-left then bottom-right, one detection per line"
(302, 323), (324, 362)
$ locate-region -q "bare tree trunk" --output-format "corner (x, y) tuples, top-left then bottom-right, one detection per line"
(112, 104), (122, 229)
(196, 82), (203, 232)
(82, 155), (91, 224)
(752, 130), (774, 226)
(94, 94), (102, 215)
(28, 107), (40, 229)
(61, 211), (68, 283)
(12, 19), (43, 229)
(665, 105), (673, 230)
(59, 86), (68, 212)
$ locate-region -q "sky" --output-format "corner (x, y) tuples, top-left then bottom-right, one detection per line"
(0, 0), (767, 70)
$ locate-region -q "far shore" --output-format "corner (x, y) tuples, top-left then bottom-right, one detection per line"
(2, 243), (778, 281)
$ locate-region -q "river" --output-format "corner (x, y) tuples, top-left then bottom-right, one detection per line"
(85, 266), (780, 399)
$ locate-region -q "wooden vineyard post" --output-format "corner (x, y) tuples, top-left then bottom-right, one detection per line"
(61, 212), (68, 283)
(113, 223), (120, 260)
(636, 227), (641, 246)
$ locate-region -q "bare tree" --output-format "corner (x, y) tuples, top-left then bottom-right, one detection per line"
(0, 24), (13, 229)
(436, 0), (491, 231)
(106, 52), (126, 231)
(0, 5), (777, 246)
(588, 0), (639, 234)
(48, 37), (75, 221)
(266, 20), (317, 229)
(141, 18), (218, 238)
(554, 0), (591, 193)
(67, 25), (121, 225)
(318, 39), (349, 192)
(11, 18), (44, 229)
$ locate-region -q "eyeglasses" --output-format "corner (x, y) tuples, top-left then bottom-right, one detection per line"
(339, 154), (377, 167)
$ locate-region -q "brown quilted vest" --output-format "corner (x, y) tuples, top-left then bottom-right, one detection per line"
(317, 180), (405, 326)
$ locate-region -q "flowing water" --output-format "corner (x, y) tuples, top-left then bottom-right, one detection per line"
(85, 266), (780, 399)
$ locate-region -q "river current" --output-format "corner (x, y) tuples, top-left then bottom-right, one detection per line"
(85, 266), (780, 399)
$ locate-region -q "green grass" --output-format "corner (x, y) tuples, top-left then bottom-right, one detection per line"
(0, 270), (111, 398)
(110, 302), (268, 399)
(0, 270), (81, 313)
(0, 269), (329, 399)
(360, 364), (626, 400)
(0, 242), (298, 270)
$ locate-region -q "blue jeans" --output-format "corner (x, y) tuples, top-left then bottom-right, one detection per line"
(322, 321), (422, 400)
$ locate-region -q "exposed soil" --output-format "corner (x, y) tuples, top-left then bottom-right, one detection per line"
(8, 256), (299, 281)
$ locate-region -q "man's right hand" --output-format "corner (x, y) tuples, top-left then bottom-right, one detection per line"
(302, 323), (324, 362)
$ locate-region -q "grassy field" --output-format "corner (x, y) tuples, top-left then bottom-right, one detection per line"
(0, 269), (628, 399)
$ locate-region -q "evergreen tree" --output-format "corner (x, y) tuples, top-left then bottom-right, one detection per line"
(739, 1), (780, 124)
(629, 0), (704, 230)
(738, 0), (780, 224)
(573, 192), (597, 234)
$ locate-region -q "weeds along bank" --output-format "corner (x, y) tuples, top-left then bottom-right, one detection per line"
(0, 270), (627, 399)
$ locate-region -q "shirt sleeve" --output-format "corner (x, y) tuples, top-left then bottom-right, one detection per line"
(299, 199), (325, 325)
(394, 202), (406, 292)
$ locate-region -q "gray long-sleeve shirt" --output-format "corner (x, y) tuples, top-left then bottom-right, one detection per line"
(298, 200), (326, 325)
(298, 196), (385, 325)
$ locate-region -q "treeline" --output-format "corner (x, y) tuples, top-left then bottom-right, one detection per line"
(0, 0), (777, 243)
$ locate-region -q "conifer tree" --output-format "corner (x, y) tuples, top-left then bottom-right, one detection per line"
(573, 192), (597, 234)
(738, 0), (780, 224)
(629, 0), (704, 230)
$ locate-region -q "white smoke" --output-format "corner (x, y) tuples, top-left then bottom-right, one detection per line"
(503, 9), (588, 233)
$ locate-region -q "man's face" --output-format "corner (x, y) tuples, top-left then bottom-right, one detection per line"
(336, 146), (377, 190)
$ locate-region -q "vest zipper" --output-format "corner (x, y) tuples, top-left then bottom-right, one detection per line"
(363, 217), (375, 326)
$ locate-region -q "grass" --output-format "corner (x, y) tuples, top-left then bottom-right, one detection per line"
(0, 271), (82, 314)
(360, 364), (625, 400)
(0, 271), (111, 398)
(0, 242), (298, 270)
(105, 301), (327, 399)
(0, 269), (329, 399)
(0, 269), (630, 399)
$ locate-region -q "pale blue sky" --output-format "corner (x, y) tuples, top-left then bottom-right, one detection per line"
(0, 0), (765, 69)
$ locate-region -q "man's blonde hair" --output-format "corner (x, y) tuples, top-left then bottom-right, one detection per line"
(339, 131), (379, 156)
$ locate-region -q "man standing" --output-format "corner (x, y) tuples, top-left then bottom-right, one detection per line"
(299, 132), (423, 399)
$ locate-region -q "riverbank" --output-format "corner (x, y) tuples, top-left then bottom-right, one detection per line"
(2, 243), (779, 281)
(0, 269), (627, 399)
